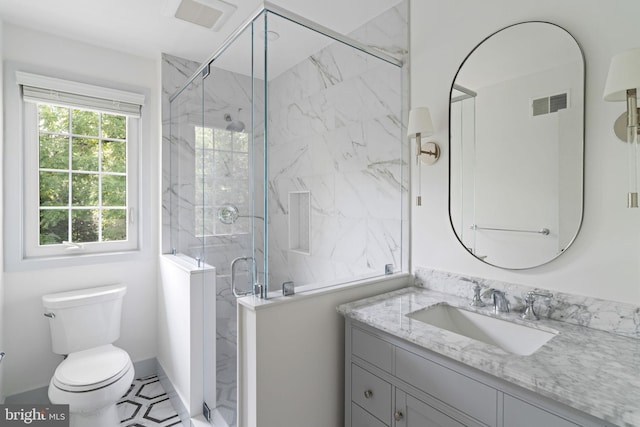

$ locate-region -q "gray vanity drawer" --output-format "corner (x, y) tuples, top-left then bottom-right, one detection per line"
(352, 402), (388, 427)
(351, 363), (392, 425)
(503, 394), (580, 427)
(395, 347), (497, 426)
(352, 327), (394, 373)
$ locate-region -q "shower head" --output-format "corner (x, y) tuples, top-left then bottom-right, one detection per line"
(224, 109), (246, 132)
(226, 121), (245, 132)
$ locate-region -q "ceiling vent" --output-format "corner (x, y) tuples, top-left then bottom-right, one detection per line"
(163, 0), (237, 31)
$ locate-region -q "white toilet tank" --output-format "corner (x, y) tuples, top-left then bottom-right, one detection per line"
(42, 284), (127, 355)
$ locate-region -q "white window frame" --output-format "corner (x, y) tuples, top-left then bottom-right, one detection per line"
(17, 72), (144, 259)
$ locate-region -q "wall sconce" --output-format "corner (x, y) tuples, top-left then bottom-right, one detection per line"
(407, 107), (440, 206)
(604, 47), (640, 208)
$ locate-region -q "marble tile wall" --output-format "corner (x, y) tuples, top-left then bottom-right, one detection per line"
(266, 2), (409, 290)
(414, 267), (640, 339)
(162, 1), (409, 295)
(162, 52), (259, 271)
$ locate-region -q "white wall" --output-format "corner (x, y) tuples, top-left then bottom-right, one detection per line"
(2, 23), (161, 397)
(411, 0), (640, 305)
(157, 255), (216, 418)
(238, 276), (408, 427)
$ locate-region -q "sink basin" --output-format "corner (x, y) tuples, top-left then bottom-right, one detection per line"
(407, 304), (557, 356)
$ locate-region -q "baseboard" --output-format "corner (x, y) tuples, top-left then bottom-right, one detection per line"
(157, 361), (190, 427)
(5, 357), (158, 404)
(133, 357), (158, 379)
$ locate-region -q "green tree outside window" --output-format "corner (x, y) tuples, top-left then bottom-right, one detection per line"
(38, 104), (128, 245)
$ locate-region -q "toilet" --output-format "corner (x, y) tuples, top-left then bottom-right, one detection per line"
(42, 284), (134, 427)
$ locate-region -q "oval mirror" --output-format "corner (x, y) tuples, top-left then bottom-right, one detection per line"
(449, 22), (584, 269)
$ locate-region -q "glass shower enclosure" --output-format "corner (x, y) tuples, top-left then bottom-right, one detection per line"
(166, 3), (407, 426)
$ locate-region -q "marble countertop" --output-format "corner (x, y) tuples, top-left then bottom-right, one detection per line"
(338, 286), (640, 427)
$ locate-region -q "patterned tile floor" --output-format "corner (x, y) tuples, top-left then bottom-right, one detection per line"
(215, 353), (237, 427)
(118, 376), (183, 427)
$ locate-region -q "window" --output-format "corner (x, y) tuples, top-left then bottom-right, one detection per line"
(195, 126), (249, 237)
(17, 72), (144, 258)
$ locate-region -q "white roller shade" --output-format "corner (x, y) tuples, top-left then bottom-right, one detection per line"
(16, 71), (144, 117)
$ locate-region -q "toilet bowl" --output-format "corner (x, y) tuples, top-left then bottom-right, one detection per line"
(48, 345), (134, 427)
(43, 285), (134, 427)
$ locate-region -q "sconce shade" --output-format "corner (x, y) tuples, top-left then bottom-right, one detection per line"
(407, 107), (434, 137)
(604, 48), (640, 101)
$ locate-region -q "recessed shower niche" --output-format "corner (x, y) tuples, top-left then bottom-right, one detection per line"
(161, 2), (408, 425)
(288, 191), (310, 255)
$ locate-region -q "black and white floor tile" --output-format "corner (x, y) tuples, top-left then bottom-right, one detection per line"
(118, 376), (183, 427)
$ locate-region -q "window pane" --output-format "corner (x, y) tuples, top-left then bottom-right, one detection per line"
(214, 128), (232, 151)
(102, 209), (127, 241)
(234, 153), (249, 176)
(71, 173), (99, 206)
(71, 209), (98, 242)
(102, 114), (126, 139)
(39, 105), (69, 133)
(235, 132), (249, 152)
(72, 138), (99, 171)
(102, 140), (126, 173)
(40, 172), (69, 206)
(40, 209), (68, 245)
(71, 109), (99, 136)
(102, 175), (126, 206)
(40, 134), (69, 169)
(215, 151), (232, 178)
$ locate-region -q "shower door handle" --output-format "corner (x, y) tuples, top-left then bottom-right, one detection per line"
(231, 256), (255, 297)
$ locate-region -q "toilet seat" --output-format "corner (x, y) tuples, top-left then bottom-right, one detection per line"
(53, 344), (132, 393)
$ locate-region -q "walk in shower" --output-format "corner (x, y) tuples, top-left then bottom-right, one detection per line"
(162, 2), (408, 425)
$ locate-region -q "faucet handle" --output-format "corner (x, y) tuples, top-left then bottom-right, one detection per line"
(524, 289), (553, 304)
(531, 289), (553, 299)
(522, 289), (553, 320)
(470, 283), (486, 307)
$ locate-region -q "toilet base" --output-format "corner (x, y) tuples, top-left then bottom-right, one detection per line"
(69, 404), (120, 427)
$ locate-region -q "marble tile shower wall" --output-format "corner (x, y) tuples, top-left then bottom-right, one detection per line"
(162, 2), (409, 293)
(162, 54), (257, 274)
(162, 55), (254, 384)
(266, 3), (409, 289)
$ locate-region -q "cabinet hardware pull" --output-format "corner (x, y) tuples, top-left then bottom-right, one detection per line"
(394, 411), (404, 421)
(364, 390), (373, 399)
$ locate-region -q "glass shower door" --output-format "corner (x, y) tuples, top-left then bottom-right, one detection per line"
(200, 20), (256, 427)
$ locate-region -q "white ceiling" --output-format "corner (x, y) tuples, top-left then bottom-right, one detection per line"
(0, 0), (401, 64)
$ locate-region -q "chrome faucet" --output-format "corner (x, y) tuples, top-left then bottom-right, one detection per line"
(482, 288), (510, 313)
(521, 290), (554, 320)
(469, 283), (486, 307)
(461, 278), (486, 307)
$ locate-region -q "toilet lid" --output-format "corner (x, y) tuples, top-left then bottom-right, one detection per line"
(53, 345), (131, 392)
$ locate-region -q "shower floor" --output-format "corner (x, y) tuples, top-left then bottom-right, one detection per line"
(118, 375), (183, 427)
(216, 339), (237, 427)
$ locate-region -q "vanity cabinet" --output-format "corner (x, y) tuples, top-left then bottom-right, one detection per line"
(395, 391), (465, 427)
(345, 320), (613, 427)
(503, 394), (580, 427)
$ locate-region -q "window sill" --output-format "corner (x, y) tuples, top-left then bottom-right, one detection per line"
(5, 248), (152, 272)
